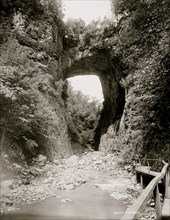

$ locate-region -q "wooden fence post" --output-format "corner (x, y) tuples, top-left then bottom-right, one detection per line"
(164, 168), (170, 199)
(139, 159), (141, 171)
(147, 160), (150, 174)
(140, 174), (143, 190)
(154, 184), (161, 219)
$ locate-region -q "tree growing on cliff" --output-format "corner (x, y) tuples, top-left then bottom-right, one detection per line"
(65, 18), (86, 37)
(0, 64), (65, 162)
(0, 0), (64, 23)
(109, 0), (170, 60)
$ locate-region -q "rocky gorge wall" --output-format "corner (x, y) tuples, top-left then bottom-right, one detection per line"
(99, 14), (170, 161)
(0, 9), (74, 162)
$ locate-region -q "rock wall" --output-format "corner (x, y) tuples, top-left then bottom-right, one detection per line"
(99, 16), (170, 161)
(0, 11), (73, 160)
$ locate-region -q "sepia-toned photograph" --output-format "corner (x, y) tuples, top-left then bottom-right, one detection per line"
(0, 0), (170, 219)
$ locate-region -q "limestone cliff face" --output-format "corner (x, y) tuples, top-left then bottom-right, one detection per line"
(0, 11), (73, 160)
(99, 17), (170, 160)
(119, 51), (170, 159)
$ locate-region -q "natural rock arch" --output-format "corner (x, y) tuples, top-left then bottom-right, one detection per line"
(63, 49), (125, 150)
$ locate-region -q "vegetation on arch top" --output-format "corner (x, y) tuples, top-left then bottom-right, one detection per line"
(64, 17), (117, 51)
(65, 0), (170, 54)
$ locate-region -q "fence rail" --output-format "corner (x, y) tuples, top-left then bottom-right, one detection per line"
(134, 158), (163, 172)
(121, 160), (169, 220)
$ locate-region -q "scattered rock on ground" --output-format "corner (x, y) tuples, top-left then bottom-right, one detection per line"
(0, 151), (140, 214)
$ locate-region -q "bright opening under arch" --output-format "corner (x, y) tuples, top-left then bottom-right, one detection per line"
(68, 75), (104, 103)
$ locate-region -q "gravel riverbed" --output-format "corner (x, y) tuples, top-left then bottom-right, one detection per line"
(0, 151), (156, 219)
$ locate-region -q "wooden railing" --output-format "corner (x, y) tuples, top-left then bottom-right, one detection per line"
(121, 161), (169, 220)
(134, 158), (163, 172)
(134, 158), (163, 189)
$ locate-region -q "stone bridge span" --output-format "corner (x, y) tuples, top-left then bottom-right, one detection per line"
(63, 49), (125, 150)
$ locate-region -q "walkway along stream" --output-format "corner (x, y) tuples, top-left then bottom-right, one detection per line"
(121, 159), (170, 220)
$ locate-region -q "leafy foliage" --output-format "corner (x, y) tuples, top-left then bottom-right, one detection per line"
(0, 55), (69, 162)
(0, 0), (62, 14)
(78, 17), (116, 50)
(111, 0), (145, 16)
(66, 83), (102, 148)
(65, 18), (86, 38)
(63, 18), (86, 49)
(0, 66), (38, 161)
(0, 0), (64, 29)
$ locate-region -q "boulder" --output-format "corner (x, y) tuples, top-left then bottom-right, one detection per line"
(0, 197), (13, 205)
(65, 155), (79, 166)
(37, 154), (47, 166)
(1, 180), (14, 190)
(10, 180), (22, 189)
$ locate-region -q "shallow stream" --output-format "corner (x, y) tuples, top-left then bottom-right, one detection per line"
(1, 182), (127, 220)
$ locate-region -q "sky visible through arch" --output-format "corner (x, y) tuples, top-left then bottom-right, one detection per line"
(63, 0), (112, 101)
(68, 76), (104, 102)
